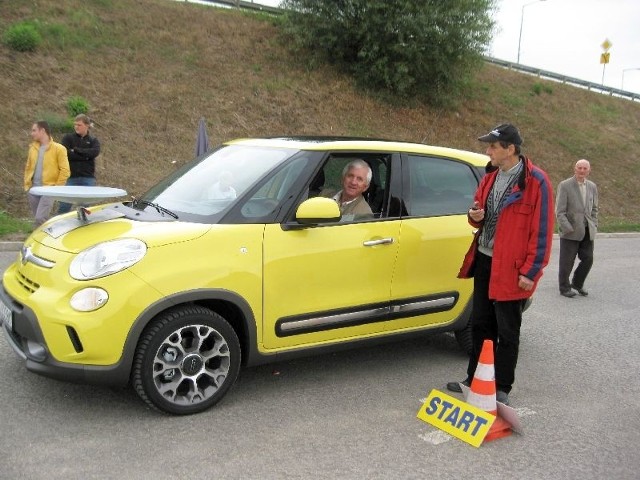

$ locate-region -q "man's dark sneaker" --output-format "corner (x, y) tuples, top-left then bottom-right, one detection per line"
(446, 378), (470, 393)
(496, 390), (510, 406)
(560, 290), (576, 298)
(571, 284), (588, 296)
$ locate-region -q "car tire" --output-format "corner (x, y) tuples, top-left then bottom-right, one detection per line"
(132, 305), (241, 415)
(454, 318), (473, 355)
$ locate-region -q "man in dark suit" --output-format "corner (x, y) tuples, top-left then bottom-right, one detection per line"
(556, 159), (599, 297)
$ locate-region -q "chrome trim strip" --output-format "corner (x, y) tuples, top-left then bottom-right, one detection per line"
(391, 296), (455, 314)
(21, 247), (55, 269)
(279, 307), (389, 333)
(276, 293), (459, 337)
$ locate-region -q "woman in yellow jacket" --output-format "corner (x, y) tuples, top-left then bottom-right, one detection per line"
(23, 120), (70, 227)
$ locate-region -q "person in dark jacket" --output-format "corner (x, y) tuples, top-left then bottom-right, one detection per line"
(446, 123), (554, 406)
(57, 114), (101, 214)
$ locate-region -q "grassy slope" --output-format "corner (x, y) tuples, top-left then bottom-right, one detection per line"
(1, 0), (639, 229)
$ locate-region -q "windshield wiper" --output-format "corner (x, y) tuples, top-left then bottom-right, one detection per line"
(131, 197), (179, 219)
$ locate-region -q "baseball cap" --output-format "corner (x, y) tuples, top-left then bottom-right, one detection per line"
(478, 123), (523, 146)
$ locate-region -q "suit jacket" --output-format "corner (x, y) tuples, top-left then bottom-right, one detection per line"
(556, 176), (598, 241)
(332, 191), (374, 222)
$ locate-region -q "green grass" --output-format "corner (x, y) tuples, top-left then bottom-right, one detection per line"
(1, 0), (639, 229)
(0, 212), (32, 238)
(599, 220), (640, 233)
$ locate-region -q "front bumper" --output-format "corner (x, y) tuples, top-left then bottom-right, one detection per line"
(0, 281), (130, 386)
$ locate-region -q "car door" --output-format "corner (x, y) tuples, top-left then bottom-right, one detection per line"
(385, 154), (480, 333)
(261, 153), (401, 350)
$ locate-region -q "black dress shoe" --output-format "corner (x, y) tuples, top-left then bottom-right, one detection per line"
(446, 378), (470, 393)
(571, 284), (588, 296)
(560, 290), (576, 298)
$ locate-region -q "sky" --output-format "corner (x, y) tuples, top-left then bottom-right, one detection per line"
(241, 0), (640, 95)
(490, 0), (640, 95)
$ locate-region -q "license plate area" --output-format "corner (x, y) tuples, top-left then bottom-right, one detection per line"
(0, 297), (13, 331)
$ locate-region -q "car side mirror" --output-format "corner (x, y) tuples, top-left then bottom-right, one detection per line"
(292, 197), (341, 227)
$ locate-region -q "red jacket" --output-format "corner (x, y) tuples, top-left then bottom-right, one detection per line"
(458, 156), (554, 301)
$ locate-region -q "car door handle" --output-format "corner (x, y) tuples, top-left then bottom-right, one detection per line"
(363, 238), (394, 247)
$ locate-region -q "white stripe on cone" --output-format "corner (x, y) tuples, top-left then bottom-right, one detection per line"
(466, 390), (497, 413)
(474, 362), (495, 381)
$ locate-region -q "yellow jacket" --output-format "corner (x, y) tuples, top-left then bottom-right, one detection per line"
(23, 139), (70, 191)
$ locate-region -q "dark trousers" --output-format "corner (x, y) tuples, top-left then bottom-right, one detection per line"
(466, 252), (524, 394)
(558, 227), (594, 292)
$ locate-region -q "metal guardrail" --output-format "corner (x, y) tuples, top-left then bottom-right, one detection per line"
(485, 56), (640, 102)
(198, 0), (282, 14)
(193, 2), (640, 102)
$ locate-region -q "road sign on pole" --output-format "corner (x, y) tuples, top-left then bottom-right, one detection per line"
(600, 38), (612, 85)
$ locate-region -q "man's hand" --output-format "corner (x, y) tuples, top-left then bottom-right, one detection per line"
(469, 201), (484, 222)
(518, 274), (534, 291)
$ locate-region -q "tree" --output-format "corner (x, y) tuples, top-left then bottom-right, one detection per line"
(280, 0), (496, 105)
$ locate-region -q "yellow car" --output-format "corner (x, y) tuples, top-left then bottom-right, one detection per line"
(1, 137), (489, 415)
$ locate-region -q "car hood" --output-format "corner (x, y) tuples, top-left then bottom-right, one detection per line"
(30, 206), (210, 254)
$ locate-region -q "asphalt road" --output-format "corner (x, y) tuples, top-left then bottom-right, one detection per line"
(1, 236), (639, 480)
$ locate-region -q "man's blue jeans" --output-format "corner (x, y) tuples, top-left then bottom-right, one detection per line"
(57, 176), (97, 214)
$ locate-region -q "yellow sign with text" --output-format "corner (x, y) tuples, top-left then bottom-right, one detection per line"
(417, 389), (496, 448)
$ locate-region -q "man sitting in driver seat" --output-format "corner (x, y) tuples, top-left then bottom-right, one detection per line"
(332, 160), (374, 222)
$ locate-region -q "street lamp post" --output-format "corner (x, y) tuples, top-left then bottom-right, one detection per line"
(622, 68), (640, 90)
(517, 0), (547, 64)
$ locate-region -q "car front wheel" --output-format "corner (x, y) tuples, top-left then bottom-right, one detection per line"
(132, 305), (241, 415)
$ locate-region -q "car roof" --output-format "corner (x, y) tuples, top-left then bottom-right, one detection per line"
(224, 136), (488, 167)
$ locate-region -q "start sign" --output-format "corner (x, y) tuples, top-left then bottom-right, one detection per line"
(417, 389), (496, 447)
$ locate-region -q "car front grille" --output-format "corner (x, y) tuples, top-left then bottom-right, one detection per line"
(16, 271), (40, 294)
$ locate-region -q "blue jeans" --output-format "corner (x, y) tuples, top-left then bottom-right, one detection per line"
(57, 177), (97, 214)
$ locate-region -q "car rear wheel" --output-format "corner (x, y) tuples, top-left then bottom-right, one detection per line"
(132, 305), (241, 415)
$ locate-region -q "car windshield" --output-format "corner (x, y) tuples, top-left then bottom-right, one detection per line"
(139, 144), (297, 218)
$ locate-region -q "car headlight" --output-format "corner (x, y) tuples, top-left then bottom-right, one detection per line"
(69, 239), (147, 280)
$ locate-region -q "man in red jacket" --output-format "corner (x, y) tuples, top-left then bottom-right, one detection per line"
(446, 124), (554, 406)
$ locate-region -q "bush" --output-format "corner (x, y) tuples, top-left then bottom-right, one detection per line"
(3, 21), (42, 52)
(530, 82), (553, 96)
(67, 96), (90, 117)
(531, 83), (543, 96)
(41, 113), (73, 135)
(280, 0), (494, 105)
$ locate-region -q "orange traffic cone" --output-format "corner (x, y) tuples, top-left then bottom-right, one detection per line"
(467, 339), (512, 442)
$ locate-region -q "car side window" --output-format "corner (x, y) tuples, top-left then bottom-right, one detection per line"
(407, 155), (478, 217)
(313, 154), (390, 222)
